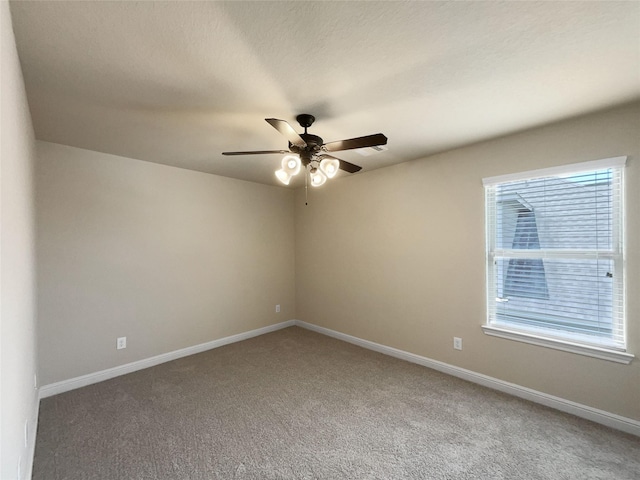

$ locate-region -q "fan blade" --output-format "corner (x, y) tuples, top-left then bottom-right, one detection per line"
(323, 133), (387, 152)
(318, 154), (362, 173)
(265, 118), (307, 148)
(222, 150), (289, 156)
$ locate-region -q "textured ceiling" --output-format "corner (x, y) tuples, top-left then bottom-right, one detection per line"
(9, 1), (640, 187)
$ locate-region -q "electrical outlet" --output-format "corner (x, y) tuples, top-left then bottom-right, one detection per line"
(275, 304), (280, 313)
(117, 337), (127, 350)
(453, 337), (463, 350)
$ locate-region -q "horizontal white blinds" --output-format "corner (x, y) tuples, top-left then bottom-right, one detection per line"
(485, 158), (626, 350)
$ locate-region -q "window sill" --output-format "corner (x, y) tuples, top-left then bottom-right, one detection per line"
(481, 325), (634, 364)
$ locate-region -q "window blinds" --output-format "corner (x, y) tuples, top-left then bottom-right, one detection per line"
(484, 157), (626, 350)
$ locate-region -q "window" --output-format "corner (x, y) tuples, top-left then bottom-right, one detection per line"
(483, 157), (632, 364)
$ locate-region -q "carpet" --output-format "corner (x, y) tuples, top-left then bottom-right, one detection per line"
(33, 326), (640, 479)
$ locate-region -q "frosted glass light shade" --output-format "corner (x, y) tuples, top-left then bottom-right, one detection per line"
(275, 169), (291, 185)
(319, 158), (340, 179)
(281, 155), (301, 175)
(310, 169), (327, 187)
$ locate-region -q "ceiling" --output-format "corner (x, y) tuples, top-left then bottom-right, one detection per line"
(9, 1), (640, 188)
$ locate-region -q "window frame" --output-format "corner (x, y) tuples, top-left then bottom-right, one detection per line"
(482, 157), (633, 364)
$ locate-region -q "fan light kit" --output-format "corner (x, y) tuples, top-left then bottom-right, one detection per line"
(223, 114), (388, 188)
(276, 155), (339, 187)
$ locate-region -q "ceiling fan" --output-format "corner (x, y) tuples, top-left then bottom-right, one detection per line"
(222, 114), (388, 186)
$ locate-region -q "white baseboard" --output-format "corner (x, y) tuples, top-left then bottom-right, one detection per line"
(39, 320), (295, 399)
(37, 318), (639, 437)
(295, 320), (640, 437)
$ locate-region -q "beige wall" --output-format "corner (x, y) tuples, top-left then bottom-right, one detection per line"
(1, 1), (39, 478)
(295, 102), (640, 420)
(36, 142), (296, 385)
(32, 102), (640, 421)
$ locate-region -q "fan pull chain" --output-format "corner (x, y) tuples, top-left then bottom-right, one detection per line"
(304, 166), (309, 205)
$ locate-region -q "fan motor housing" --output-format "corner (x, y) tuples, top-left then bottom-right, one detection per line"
(290, 133), (324, 166)
(299, 133), (323, 149)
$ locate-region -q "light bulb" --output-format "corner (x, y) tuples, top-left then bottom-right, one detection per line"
(281, 155), (301, 176)
(309, 169), (327, 187)
(275, 169), (291, 185)
(319, 158), (340, 179)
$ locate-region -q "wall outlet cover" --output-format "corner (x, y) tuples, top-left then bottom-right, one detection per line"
(117, 337), (127, 349)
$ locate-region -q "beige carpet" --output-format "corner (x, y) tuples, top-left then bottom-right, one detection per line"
(33, 326), (640, 479)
